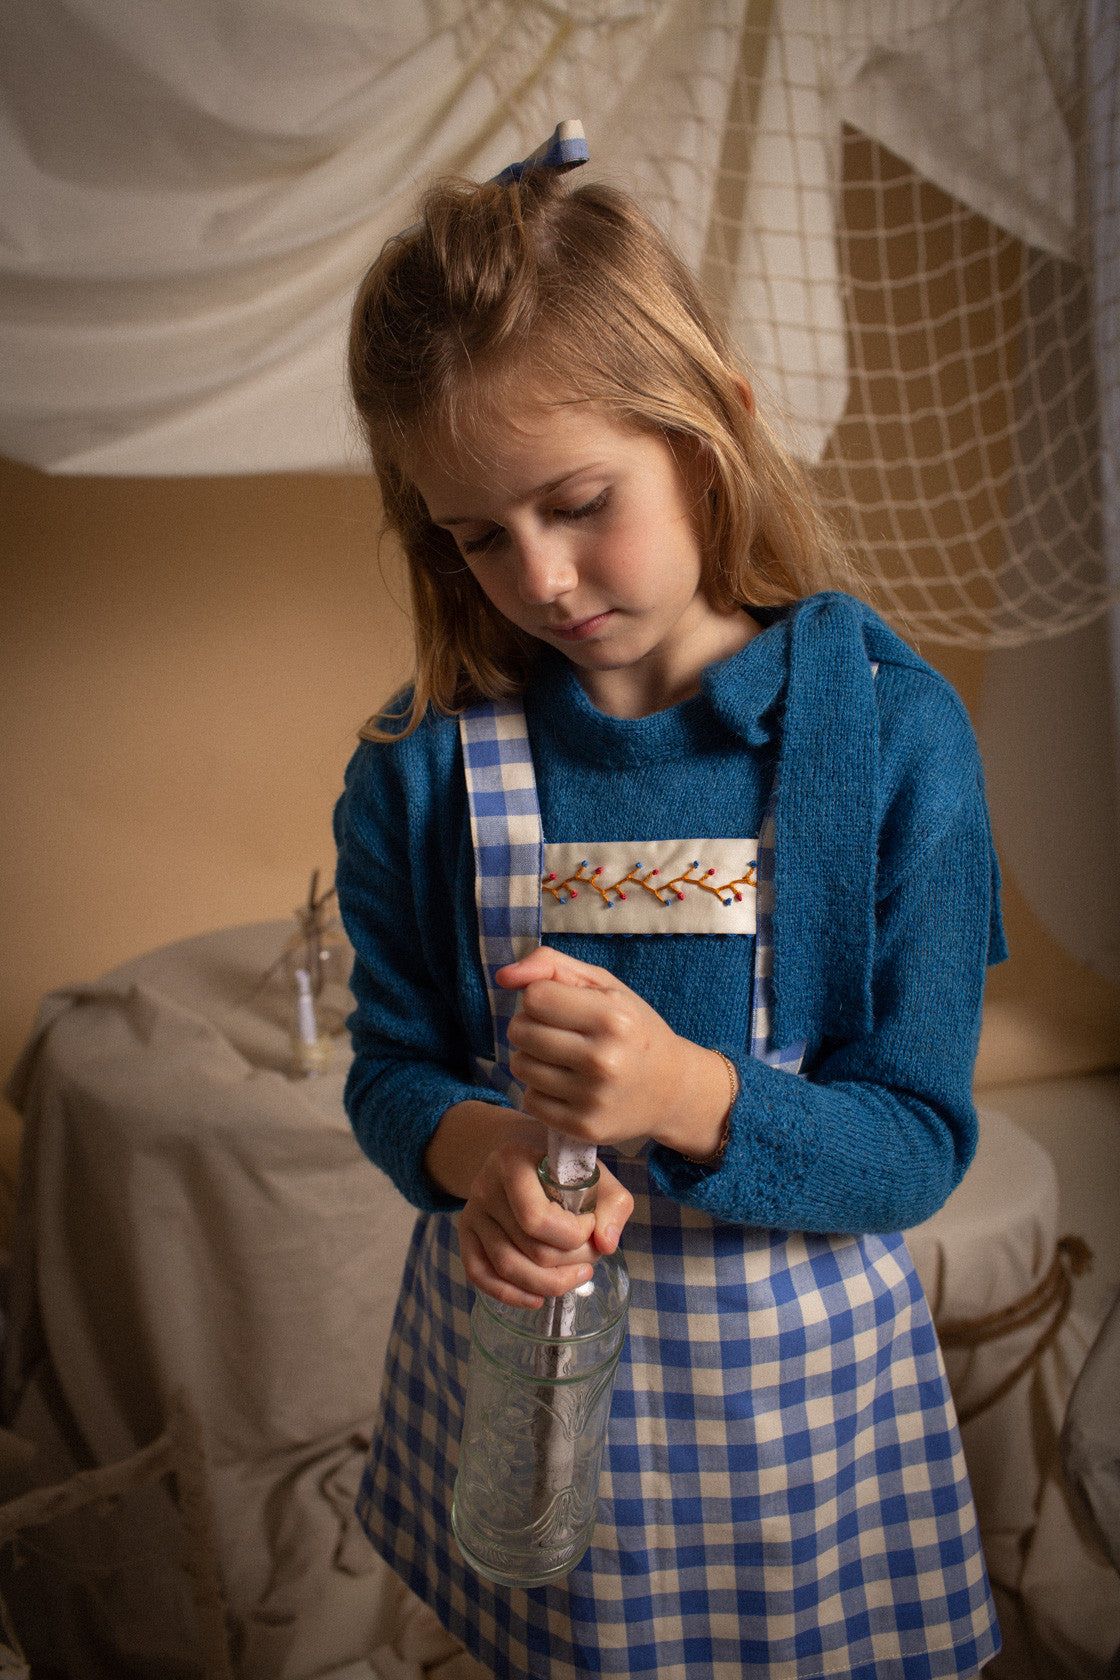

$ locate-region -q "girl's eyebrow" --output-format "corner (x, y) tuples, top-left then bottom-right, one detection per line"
(432, 464), (606, 527)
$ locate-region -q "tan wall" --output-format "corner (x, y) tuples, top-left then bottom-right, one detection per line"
(0, 458), (413, 1220)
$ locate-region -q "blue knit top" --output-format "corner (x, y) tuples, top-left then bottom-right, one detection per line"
(334, 592), (1005, 1235)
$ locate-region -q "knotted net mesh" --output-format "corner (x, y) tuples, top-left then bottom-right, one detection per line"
(694, 0), (1117, 647)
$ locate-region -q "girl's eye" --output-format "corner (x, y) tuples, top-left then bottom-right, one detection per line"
(461, 528), (503, 556)
(457, 490), (607, 556)
(555, 489), (608, 522)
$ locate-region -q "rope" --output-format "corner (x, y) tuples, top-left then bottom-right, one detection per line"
(937, 1235), (1094, 1426)
(0, 1390), (235, 1680)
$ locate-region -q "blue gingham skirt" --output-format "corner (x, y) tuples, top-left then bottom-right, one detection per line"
(357, 1154), (999, 1679)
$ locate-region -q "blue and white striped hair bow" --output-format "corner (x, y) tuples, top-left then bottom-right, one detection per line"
(490, 118), (589, 185)
(392, 119), (588, 244)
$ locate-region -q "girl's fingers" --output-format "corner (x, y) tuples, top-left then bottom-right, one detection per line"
(496, 1146), (584, 1233)
(508, 1046), (588, 1100)
(476, 1142), (595, 1259)
(517, 978), (622, 1035)
(507, 1009), (583, 1059)
(496, 949), (614, 993)
(460, 1207), (595, 1306)
(508, 989), (639, 1090)
(591, 1164), (635, 1254)
(489, 1195), (596, 1265)
(507, 1004), (614, 1072)
(458, 1219), (544, 1309)
(515, 1086), (577, 1131)
(458, 1147), (633, 1306)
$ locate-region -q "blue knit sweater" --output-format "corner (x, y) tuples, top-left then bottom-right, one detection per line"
(334, 592), (1005, 1235)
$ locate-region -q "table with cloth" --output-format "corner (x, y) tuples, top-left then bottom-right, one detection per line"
(0, 921), (1105, 1678)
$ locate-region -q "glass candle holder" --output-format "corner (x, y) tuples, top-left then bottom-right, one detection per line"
(280, 896), (350, 1038)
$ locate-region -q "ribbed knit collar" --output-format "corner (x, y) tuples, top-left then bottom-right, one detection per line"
(527, 608), (789, 767)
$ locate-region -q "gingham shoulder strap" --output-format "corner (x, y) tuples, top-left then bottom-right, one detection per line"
(750, 792), (804, 1073)
(459, 701), (544, 1092)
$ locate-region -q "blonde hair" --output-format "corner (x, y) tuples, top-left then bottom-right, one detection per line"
(349, 169), (855, 739)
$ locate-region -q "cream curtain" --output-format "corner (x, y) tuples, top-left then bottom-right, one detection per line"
(0, 0), (1078, 475)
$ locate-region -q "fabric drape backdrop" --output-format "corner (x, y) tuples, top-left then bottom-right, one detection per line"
(0, 0), (1078, 476)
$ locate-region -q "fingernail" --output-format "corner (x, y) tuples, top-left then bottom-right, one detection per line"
(579, 1265), (594, 1283)
(604, 1226), (620, 1250)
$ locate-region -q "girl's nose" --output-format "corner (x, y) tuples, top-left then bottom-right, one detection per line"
(514, 533), (577, 604)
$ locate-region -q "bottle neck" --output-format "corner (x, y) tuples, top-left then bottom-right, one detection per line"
(537, 1158), (598, 1215)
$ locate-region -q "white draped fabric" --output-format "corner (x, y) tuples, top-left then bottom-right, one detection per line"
(0, 0), (1078, 475)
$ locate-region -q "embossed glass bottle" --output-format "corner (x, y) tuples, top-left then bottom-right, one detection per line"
(452, 1160), (630, 1588)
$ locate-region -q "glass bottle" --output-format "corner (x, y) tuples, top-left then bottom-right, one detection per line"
(451, 1160), (630, 1588)
(289, 966), (332, 1078)
(280, 874), (350, 1038)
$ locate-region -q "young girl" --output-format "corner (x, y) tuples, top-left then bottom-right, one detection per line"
(335, 128), (1005, 1679)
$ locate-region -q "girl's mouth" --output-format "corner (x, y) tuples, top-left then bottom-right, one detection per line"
(548, 611), (614, 642)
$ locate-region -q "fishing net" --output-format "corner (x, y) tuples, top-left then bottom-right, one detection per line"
(4, 0), (1115, 650)
(694, 0), (1118, 647)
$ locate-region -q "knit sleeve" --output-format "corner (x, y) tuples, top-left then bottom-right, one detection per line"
(334, 733), (511, 1212)
(648, 770), (1000, 1235)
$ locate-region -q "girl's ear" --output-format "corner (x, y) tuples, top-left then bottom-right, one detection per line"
(732, 372), (755, 419)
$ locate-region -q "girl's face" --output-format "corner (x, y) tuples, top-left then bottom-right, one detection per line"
(412, 399), (755, 716)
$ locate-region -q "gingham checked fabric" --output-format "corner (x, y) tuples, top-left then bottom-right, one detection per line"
(459, 700), (544, 1094)
(490, 117), (590, 186)
(356, 700), (999, 1678)
(750, 796), (807, 1072)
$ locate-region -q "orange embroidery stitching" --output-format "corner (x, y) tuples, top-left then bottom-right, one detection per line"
(542, 859), (757, 910)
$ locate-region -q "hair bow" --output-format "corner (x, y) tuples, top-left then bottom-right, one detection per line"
(490, 118), (589, 185)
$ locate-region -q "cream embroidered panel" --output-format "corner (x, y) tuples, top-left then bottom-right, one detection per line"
(541, 840), (757, 936)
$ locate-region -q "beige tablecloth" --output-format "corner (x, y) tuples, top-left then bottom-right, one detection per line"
(1, 922), (460, 1680)
(1, 921), (1112, 1677)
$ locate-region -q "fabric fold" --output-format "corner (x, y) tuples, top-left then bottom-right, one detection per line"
(772, 593), (879, 1049)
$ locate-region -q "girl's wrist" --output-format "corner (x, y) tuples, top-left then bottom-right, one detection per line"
(678, 1050), (737, 1164)
(424, 1099), (542, 1200)
(655, 1042), (738, 1165)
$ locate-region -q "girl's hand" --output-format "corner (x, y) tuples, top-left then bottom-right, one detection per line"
(458, 1135), (633, 1309)
(496, 948), (734, 1160)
